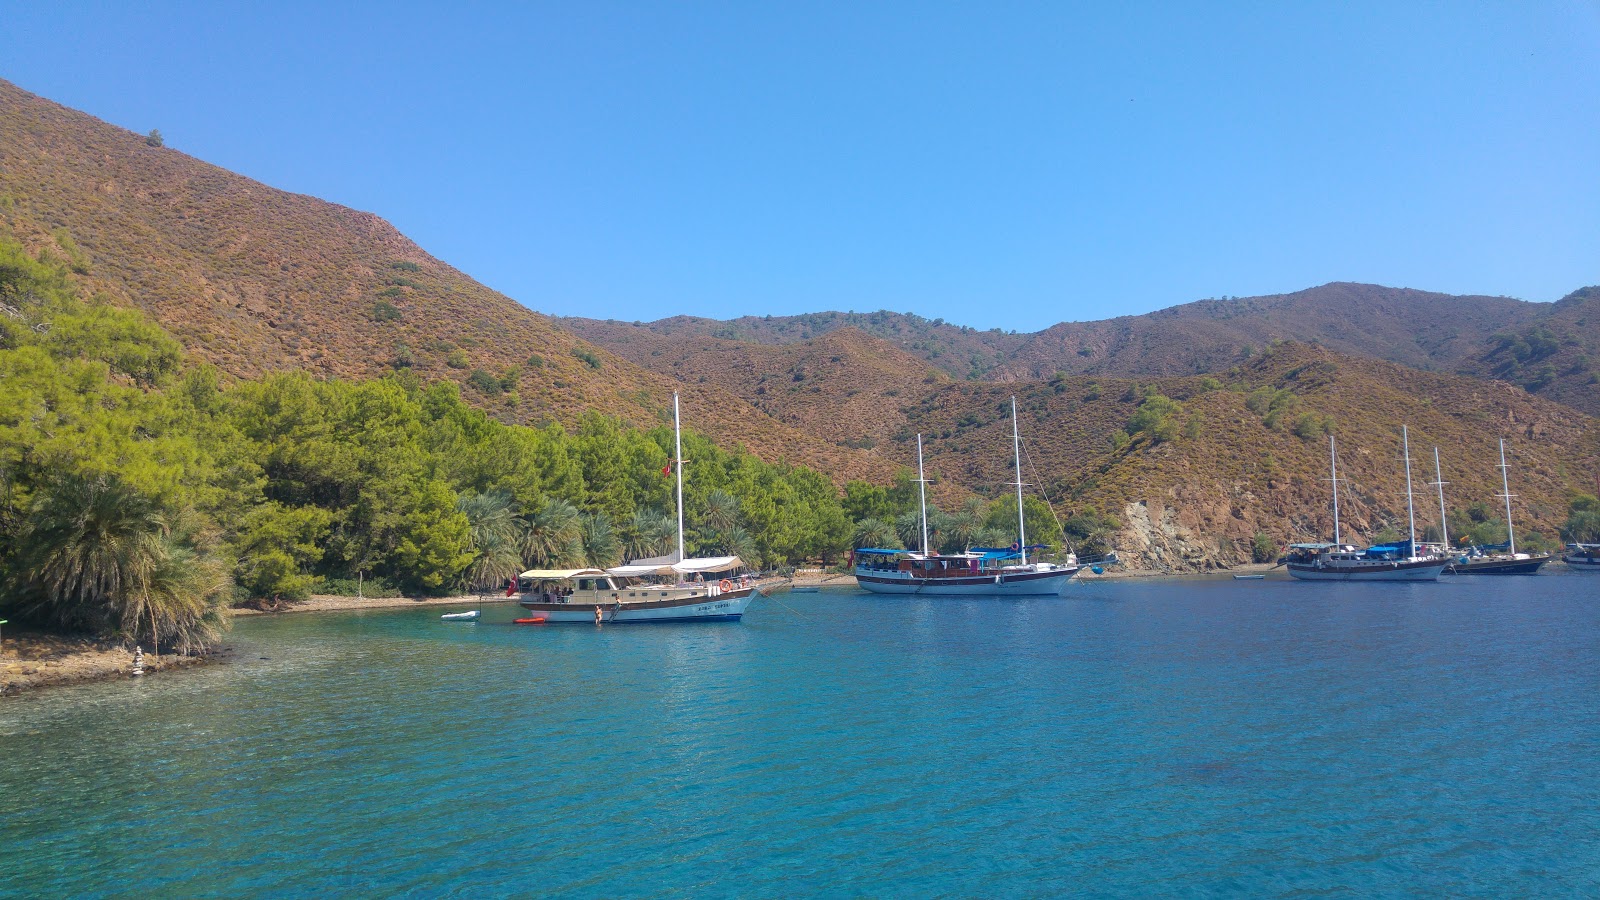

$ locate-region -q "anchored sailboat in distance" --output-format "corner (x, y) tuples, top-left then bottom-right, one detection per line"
(1286, 428), (1448, 582)
(1443, 439), (1552, 575)
(854, 397), (1080, 595)
(514, 392), (759, 623)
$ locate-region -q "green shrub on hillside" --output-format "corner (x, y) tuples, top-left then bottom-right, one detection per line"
(1292, 411), (1335, 441)
(467, 369), (503, 394)
(1246, 386), (1300, 430)
(1251, 531), (1276, 563)
(1126, 393), (1184, 444)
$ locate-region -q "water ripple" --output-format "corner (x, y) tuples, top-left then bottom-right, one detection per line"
(4, 576), (1600, 896)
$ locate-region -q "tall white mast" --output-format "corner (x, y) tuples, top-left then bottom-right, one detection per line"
(1329, 435), (1342, 545)
(1011, 396), (1027, 566)
(1403, 425), (1417, 555)
(1430, 447), (1450, 549)
(1498, 438), (1517, 555)
(673, 391), (685, 564)
(916, 433), (930, 556)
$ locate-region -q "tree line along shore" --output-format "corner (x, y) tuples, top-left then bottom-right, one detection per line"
(2, 234), (1129, 676)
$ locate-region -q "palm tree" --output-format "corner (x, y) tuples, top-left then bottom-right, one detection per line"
(457, 489), (526, 591)
(943, 498), (987, 553)
(703, 489), (741, 535)
(624, 508), (675, 561)
(458, 489), (524, 549)
(18, 473), (230, 654)
(852, 518), (902, 550)
(894, 510), (924, 552)
(579, 511), (621, 568)
(131, 540), (231, 656)
(524, 499), (583, 568)
(18, 472), (167, 634)
(716, 524), (759, 563)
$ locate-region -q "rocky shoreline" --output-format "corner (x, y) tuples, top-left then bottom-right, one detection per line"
(1, 594), (513, 697)
(0, 629), (219, 697)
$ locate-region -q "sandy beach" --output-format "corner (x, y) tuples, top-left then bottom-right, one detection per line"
(230, 593), (521, 617)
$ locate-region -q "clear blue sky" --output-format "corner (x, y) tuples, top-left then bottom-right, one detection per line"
(4, 2), (1597, 331)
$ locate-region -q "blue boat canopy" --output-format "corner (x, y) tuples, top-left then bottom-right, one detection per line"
(970, 544), (1048, 562)
(854, 548), (908, 556)
(1363, 540), (1415, 559)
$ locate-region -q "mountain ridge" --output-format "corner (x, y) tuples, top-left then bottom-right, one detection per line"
(562, 280), (1600, 415)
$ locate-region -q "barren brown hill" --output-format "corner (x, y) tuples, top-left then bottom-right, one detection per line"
(562, 311), (1028, 381)
(543, 324), (953, 450)
(0, 78), (892, 484)
(569, 282), (1600, 415)
(889, 343), (1600, 569)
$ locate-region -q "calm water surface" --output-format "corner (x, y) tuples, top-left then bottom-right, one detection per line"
(5, 575), (1600, 897)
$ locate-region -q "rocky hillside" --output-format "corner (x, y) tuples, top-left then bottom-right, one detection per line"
(894, 343), (1599, 569)
(0, 77), (893, 484)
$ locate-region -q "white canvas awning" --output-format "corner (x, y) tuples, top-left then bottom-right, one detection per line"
(672, 556), (743, 574)
(606, 563), (674, 577)
(607, 556), (744, 578)
(518, 568), (608, 580)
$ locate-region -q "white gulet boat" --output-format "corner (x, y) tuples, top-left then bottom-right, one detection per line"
(1287, 429), (1448, 582)
(515, 393), (759, 623)
(854, 397), (1080, 596)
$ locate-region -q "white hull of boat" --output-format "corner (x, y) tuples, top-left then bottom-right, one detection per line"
(854, 565), (1078, 596)
(1286, 560), (1448, 581)
(440, 610), (479, 621)
(519, 589), (754, 623)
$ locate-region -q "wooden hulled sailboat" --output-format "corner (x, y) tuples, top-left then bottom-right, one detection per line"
(854, 397), (1080, 595)
(1286, 429), (1448, 582)
(515, 392), (759, 623)
(1442, 439), (1552, 575)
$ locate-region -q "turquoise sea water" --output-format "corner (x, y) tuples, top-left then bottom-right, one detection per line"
(5, 574), (1600, 897)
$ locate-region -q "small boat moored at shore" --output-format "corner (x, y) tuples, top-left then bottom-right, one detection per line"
(854, 547), (1079, 595)
(515, 390), (766, 623)
(1436, 440), (1551, 576)
(1286, 542), (1450, 581)
(855, 398), (1083, 596)
(1448, 544), (1551, 575)
(1565, 544), (1600, 570)
(516, 563), (757, 623)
